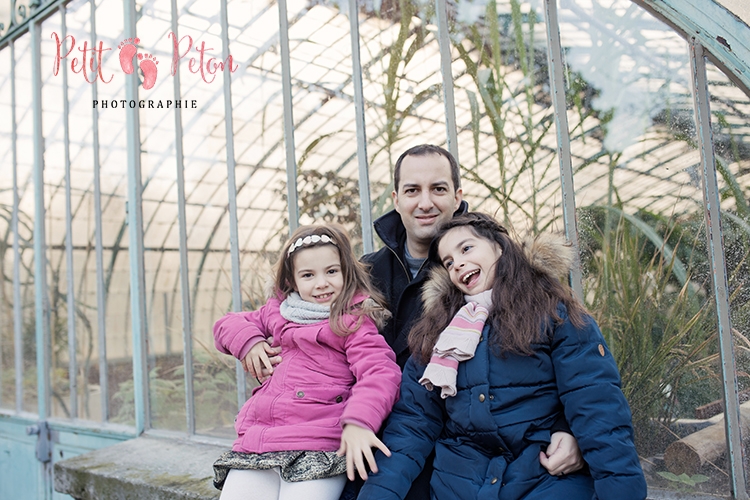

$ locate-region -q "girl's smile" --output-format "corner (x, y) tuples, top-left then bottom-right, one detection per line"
(292, 245), (344, 305)
(438, 226), (502, 295)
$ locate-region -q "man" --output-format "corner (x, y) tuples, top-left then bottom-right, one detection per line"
(251, 144), (583, 498)
(362, 144), (465, 370)
(359, 145), (582, 499)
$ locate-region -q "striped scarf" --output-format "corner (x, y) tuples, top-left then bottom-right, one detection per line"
(418, 290), (491, 398)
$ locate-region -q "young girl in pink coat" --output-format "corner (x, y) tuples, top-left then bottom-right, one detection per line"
(213, 223), (401, 500)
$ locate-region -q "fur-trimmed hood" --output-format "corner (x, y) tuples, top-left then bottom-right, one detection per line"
(421, 232), (577, 311)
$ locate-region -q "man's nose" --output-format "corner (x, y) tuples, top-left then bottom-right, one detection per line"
(417, 191), (434, 210)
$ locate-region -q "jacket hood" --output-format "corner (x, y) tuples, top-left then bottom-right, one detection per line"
(373, 200), (470, 251)
(422, 231), (577, 312)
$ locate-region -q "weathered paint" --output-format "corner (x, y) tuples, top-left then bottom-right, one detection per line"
(632, 0), (750, 97)
(348, 0), (376, 254)
(542, 0), (584, 300)
(435, 0), (460, 165)
(689, 40), (749, 499)
(123, 0), (150, 436)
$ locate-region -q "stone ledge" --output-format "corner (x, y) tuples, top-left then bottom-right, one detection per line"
(54, 434), (226, 500)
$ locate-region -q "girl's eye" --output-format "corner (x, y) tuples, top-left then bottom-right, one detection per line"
(462, 245), (472, 253)
(444, 260), (453, 270)
(301, 272), (313, 278)
(327, 268), (339, 275)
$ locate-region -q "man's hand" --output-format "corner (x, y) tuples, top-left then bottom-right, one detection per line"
(337, 424), (391, 481)
(241, 339), (282, 382)
(539, 431), (584, 476)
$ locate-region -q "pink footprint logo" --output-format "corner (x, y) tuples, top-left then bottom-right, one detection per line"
(117, 38), (140, 74)
(137, 53), (159, 90)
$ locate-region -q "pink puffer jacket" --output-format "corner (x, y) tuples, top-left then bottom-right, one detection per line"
(214, 294), (401, 454)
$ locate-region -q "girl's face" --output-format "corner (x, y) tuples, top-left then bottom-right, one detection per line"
(292, 244), (345, 306)
(438, 226), (502, 295)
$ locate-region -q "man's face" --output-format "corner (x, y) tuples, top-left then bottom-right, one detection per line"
(392, 153), (462, 258)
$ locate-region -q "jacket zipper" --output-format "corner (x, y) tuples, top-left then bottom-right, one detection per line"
(386, 244), (412, 281)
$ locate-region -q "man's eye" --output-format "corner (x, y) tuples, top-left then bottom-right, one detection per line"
(435, 187), (447, 193)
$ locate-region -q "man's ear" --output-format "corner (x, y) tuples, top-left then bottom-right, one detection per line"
(392, 189), (400, 213)
(454, 188), (463, 210)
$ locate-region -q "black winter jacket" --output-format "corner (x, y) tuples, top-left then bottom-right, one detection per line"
(362, 202), (468, 369)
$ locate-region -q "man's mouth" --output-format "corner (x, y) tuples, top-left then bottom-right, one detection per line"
(416, 214), (438, 224)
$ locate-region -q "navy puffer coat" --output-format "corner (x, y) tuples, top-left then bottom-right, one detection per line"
(358, 247), (646, 500)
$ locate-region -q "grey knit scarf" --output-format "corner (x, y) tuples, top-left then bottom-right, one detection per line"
(279, 292), (331, 324)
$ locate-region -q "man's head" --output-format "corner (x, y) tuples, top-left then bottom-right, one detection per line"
(392, 144), (463, 259)
(394, 144), (460, 193)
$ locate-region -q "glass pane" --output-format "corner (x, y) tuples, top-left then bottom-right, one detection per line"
(41, 11), (73, 420)
(14, 34), (37, 415)
(173, 0), (239, 436)
(559, 0), (731, 495)
(65, 0), (106, 423)
(450, 0), (556, 229)
(135, 0), (186, 433)
(0, 45), (13, 410)
(706, 57), (750, 492)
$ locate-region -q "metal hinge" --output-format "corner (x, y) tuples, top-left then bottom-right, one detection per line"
(25, 421), (52, 463)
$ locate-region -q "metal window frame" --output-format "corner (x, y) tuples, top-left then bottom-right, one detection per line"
(689, 39), (748, 499)
(1, 0), (749, 496)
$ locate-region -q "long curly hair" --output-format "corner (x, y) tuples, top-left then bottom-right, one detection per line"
(274, 223), (390, 336)
(409, 213), (587, 362)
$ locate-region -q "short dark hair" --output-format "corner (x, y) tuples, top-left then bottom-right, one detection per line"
(393, 144), (460, 192)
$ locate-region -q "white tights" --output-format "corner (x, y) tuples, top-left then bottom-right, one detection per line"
(219, 468), (347, 500)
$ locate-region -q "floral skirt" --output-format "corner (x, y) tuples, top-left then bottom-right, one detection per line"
(213, 450), (347, 489)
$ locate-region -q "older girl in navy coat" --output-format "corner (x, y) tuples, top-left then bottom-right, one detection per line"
(358, 212), (646, 500)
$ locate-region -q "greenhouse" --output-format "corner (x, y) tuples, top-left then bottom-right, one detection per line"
(1, 0), (749, 497)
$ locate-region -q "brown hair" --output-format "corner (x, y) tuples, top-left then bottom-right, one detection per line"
(409, 213), (587, 362)
(394, 144), (460, 192)
(274, 223), (389, 336)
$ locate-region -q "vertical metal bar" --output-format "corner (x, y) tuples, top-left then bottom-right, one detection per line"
(163, 292), (170, 354)
(219, 0), (247, 412)
(123, 0), (149, 434)
(61, 5), (78, 420)
(278, 0), (300, 232)
(541, 0), (583, 300)
(172, 0), (196, 435)
(347, 0), (373, 254)
(91, 0), (108, 422)
(435, 0), (459, 163)
(689, 40), (748, 500)
(11, 40), (24, 415)
(31, 20), (51, 420)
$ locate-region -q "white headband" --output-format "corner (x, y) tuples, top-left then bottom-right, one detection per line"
(287, 234), (337, 256)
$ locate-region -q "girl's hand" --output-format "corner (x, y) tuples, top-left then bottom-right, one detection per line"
(539, 431), (584, 475)
(242, 340), (282, 382)
(337, 423), (391, 481)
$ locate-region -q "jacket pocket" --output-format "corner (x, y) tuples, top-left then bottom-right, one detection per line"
(292, 385), (350, 404)
(290, 385), (350, 425)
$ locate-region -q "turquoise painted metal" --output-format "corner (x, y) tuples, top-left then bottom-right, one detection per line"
(2, 0), (750, 499)
(0, 415), (132, 499)
(633, 0), (750, 97)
